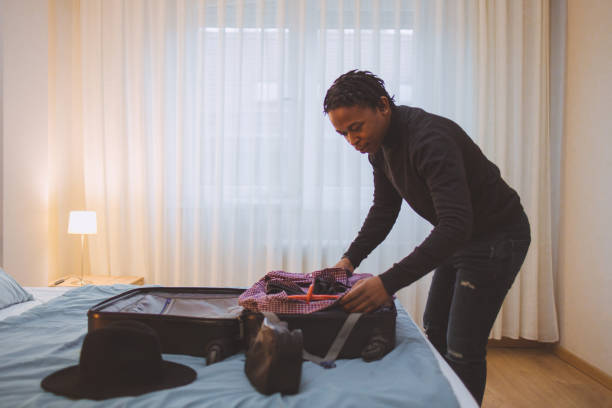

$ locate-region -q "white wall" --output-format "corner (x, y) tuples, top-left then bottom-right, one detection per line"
(558, 0), (612, 376)
(0, 0), (50, 285)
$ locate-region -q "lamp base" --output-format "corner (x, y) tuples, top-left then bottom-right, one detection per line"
(77, 234), (89, 286)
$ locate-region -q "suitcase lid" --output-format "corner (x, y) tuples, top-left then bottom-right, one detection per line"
(88, 287), (247, 321)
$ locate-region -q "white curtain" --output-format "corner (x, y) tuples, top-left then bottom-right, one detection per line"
(409, 1), (558, 341)
(52, 0), (557, 341)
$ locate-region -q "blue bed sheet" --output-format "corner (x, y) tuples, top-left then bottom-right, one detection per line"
(0, 285), (460, 407)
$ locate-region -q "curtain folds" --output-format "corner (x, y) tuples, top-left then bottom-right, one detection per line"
(51, 0), (558, 341)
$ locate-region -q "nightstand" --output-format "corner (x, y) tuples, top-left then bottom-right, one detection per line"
(49, 275), (145, 287)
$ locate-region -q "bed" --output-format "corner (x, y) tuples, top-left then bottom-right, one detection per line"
(0, 285), (477, 407)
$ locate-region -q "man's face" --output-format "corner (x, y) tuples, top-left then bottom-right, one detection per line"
(328, 98), (391, 154)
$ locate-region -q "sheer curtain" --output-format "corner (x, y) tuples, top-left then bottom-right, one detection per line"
(54, 0), (557, 341)
(409, 1), (558, 341)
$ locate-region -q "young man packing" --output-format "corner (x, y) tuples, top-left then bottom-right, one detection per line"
(325, 70), (531, 405)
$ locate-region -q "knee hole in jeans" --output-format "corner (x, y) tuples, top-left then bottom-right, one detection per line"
(444, 347), (485, 364)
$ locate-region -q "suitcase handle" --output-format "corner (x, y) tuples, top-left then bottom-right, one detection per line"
(263, 312), (363, 369)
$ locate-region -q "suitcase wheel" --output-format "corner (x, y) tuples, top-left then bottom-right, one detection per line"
(206, 338), (236, 365)
(206, 343), (223, 365)
(361, 329), (390, 362)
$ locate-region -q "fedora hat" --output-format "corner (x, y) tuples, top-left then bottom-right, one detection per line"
(41, 320), (196, 400)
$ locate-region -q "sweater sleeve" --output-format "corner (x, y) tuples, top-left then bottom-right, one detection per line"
(379, 131), (473, 295)
(343, 157), (403, 268)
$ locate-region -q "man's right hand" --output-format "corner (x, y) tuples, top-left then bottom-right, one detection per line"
(333, 257), (355, 274)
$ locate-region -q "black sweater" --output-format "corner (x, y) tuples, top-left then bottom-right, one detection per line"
(343, 106), (524, 295)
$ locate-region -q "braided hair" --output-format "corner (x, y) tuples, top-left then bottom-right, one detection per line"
(323, 70), (396, 113)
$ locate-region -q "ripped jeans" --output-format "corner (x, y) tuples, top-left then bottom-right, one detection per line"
(423, 211), (530, 406)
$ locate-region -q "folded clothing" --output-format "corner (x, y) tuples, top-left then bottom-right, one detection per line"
(239, 268), (371, 314)
(312, 270), (350, 294)
(264, 279), (304, 296)
(264, 270), (350, 297)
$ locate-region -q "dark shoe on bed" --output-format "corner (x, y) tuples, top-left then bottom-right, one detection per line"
(244, 314), (303, 395)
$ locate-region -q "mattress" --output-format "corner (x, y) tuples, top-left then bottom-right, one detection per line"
(0, 287), (72, 321)
(0, 285), (477, 407)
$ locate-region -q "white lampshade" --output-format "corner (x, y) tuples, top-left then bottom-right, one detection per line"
(68, 211), (97, 235)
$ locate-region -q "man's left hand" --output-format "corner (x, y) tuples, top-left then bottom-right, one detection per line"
(340, 276), (392, 313)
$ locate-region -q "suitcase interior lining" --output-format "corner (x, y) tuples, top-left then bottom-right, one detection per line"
(98, 292), (244, 318)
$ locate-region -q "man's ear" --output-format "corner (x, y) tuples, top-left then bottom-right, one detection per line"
(378, 96), (390, 114)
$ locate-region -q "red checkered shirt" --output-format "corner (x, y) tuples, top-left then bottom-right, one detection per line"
(238, 268), (372, 314)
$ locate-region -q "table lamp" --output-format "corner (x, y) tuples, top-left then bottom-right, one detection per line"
(68, 211), (97, 286)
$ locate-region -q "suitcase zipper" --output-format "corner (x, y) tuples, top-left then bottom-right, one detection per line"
(160, 298), (174, 315)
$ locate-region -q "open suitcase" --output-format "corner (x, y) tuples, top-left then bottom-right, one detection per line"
(87, 286), (396, 365)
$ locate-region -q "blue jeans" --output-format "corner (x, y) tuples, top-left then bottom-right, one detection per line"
(423, 211), (531, 406)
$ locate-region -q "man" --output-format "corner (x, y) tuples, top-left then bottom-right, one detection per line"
(325, 70), (530, 405)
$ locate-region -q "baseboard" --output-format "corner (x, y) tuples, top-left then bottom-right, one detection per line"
(486, 339), (611, 390)
(487, 337), (553, 348)
(554, 345), (612, 391)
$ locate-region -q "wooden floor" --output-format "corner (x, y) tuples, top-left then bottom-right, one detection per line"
(483, 348), (612, 408)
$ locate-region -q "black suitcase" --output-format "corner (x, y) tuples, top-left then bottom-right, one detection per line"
(88, 287), (245, 365)
(241, 306), (396, 361)
(88, 286), (396, 365)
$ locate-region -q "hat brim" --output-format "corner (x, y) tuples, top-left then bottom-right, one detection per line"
(41, 360), (196, 400)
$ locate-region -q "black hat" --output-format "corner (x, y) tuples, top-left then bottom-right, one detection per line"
(41, 320), (196, 400)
